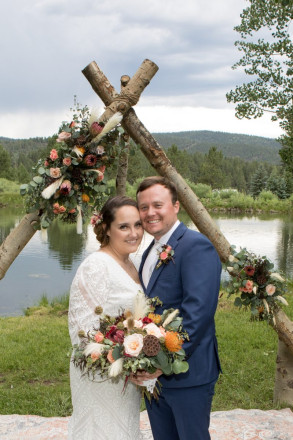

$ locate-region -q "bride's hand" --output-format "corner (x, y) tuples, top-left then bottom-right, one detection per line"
(129, 369), (162, 386)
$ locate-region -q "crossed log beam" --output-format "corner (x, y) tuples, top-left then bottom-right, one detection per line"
(0, 60), (293, 377)
(82, 59), (231, 261)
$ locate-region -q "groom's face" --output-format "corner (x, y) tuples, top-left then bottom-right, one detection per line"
(137, 184), (179, 240)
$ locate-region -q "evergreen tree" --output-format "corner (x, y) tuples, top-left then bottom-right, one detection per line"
(250, 165), (268, 198)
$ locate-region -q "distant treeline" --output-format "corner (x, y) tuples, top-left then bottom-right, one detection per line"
(0, 131), (289, 197)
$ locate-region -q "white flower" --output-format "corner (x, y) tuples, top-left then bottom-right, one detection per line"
(144, 323), (163, 338)
(123, 333), (144, 356)
(108, 358), (124, 378)
(270, 273), (285, 283)
(253, 286), (258, 294)
(227, 266), (234, 272)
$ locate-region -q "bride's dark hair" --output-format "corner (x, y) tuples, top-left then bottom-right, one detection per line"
(94, 196), (138, 247)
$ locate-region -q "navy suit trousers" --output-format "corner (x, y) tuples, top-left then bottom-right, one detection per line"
(145, 379), (217, 440)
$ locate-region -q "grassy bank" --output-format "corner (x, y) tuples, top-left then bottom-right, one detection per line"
(0, 294), (292, 416)
(1, 177), (293, 213)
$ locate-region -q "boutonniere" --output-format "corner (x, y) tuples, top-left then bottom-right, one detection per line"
(156, 245), (175, 269)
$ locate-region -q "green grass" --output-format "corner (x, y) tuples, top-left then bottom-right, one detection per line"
(0, 294), (292, 416)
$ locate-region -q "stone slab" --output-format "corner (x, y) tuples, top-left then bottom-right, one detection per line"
(0, 408), (292, 439)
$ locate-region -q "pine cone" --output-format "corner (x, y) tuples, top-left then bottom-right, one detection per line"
(143, 335), (161, 357)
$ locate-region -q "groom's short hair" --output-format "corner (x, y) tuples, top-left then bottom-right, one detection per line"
(136, 176), (178, 205)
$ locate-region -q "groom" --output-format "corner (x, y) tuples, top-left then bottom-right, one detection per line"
(134, 176), (222, 440)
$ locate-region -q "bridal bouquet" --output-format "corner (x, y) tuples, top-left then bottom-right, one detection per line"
(72, 292), (189, 398)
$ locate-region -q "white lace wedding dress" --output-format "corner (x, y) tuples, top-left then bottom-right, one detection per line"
(68, 251), (142, 440)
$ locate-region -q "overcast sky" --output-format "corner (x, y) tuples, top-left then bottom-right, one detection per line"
(0, 0), (283, 140)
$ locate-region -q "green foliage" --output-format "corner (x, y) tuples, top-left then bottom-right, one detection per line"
(186, 181), (213, 199)
(227, 0), (293, 126)
(258, 190), (277, 202)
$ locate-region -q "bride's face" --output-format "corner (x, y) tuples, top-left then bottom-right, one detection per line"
(107, 205), (143, 254)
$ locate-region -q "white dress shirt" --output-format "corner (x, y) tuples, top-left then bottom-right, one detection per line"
(142, 220), (180, 287)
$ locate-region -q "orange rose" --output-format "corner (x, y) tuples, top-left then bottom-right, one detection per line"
(91, 352), (100, 361)
(94, 331), (104, 343)
(107, 350), (115, 363)
(82, 194), (90, 203)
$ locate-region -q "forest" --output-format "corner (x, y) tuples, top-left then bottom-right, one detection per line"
(0, 130), (290, 199)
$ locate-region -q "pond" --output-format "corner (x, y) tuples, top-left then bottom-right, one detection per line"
(1, 207), (293, 316)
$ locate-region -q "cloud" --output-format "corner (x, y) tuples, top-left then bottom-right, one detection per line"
(0, 0), (282, 139)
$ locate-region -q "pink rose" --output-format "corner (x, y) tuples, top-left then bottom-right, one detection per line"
(50, 149), (59, 160)
(68, 208), (76, 214)
(266, 284), (276, 296)
(58, 205), (66, 213)
(44, 160), (49, 167)
(239, 280), (254, 293)
(50, 167), (61, 178)
(123, 334), (144, 357)
(57, 132), (71, 143)
(63, 157), (72, 166)
(94, 331), (104, 343)
(144, 323), (163, 338)
(245, 280), (254, 293)
(160, 251), (168, 261)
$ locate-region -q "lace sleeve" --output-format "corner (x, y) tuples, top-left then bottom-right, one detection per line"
(68, 254), (110, 345)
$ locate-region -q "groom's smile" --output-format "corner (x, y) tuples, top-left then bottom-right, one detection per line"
(137, 184), (179, 240)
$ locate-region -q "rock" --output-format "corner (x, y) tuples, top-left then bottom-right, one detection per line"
(0, 409), (292, 439)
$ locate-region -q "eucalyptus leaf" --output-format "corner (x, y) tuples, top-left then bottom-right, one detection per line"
(172, 360), (189, 374)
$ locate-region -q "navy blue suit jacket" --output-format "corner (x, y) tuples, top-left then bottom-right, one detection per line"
(139, 222), (222, 388)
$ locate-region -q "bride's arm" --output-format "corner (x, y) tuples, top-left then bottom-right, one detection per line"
(68, 256), (110, 344)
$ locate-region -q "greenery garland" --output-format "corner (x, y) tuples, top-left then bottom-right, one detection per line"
(223, 246), (289, 323)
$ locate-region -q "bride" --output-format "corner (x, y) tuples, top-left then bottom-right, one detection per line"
(68, 196), (144, 440)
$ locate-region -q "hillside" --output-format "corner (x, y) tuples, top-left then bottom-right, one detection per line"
(0, 131), (282, 164)
(152, 131), (281, 164)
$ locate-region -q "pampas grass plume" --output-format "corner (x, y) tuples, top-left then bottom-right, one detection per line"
(83, 342), (105, 357)
(92, 112), (123, 143)
(108, 357), (124, 378)
(162, 309), (179, 328)
(41, 177), (64, 199)
(133, 292), (150, 320)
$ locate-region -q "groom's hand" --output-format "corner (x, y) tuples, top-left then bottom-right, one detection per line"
(129, 369), (162, 386)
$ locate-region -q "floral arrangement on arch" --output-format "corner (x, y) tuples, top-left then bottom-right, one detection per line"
(20, 103), (125, 233)
(72, 292), (189, 400)
(223, 246), (288, 323)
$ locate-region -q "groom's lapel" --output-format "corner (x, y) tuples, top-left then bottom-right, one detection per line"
(146, 222), (187, 294)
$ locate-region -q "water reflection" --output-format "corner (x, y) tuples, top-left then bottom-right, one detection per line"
(1, 207), (293, 316)
(47, 220), (87, 270)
